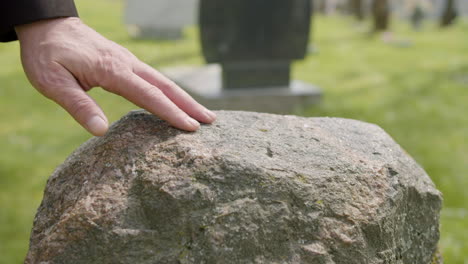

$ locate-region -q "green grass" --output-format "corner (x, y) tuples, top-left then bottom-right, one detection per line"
(299, 17), (468, 264)
(0, 0), (467, 263)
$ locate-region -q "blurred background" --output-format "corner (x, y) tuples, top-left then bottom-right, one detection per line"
(0, 0), (466, 263)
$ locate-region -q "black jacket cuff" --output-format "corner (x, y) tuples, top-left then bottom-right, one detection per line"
(0, 0), (79, 42)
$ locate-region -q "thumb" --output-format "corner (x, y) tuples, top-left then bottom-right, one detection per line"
(40, 67), (109, 136)
(57, 90), (109, 136)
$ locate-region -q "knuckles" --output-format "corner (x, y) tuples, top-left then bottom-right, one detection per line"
(23, 29), (140, 98)
(94, 47), (135, 88)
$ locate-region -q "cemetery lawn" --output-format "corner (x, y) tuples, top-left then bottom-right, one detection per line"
(0, 0), (467, 263)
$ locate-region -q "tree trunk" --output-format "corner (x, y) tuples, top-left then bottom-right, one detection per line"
(372, 0), (390, 32)
(441, 0), (457, 27)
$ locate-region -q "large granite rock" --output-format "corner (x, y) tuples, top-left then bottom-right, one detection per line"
(25, 111), (442, 264)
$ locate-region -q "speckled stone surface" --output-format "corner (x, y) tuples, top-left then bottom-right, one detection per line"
(25, 110), (442, 264)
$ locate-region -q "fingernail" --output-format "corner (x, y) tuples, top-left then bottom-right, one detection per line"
(87, 116), (108, 136)
(204, 110), (217, 122)
(187, 117), (200, 130)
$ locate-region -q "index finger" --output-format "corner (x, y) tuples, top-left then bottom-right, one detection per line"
(133, 62), (216, 124)
(104, 71), (201, 131)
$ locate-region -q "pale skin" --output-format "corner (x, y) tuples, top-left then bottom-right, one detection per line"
(15, 17), (216, 136)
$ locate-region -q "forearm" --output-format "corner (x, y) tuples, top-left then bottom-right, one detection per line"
(0, 0), (78, 42)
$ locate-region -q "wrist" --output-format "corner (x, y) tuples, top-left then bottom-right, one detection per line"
(15, 17), (82, 41)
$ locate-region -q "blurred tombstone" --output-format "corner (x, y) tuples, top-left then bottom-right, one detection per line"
(315, 0), (347, 15)
(316, 0), (327, 14)
(199, 0), (311, 89)
(407, 0), (432, 30)
(440, 0), (458, 26)
(372, 0), (390, 32)
(124, 0), (198, 39)
(410, 5), (426, 30)
(163, 0), (321, 114)
(350, 0), (365, 20)
(408, 0), (466, 21)
(459, 0), (468, 15)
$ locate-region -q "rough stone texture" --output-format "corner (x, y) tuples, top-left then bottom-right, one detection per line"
(25, 111), (442, 264)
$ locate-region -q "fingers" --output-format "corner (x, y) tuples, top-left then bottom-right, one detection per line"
(133, 62), (216, 124)
(105, 71), (202, 131)
(42, 66), (109, 136)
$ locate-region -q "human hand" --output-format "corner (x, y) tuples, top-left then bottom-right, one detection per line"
(15, 17), (216, 136)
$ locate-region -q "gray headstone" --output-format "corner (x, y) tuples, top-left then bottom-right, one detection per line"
(167, 1), (321, 113)
(199, 0), (311, 89)
(124, 0), (198, 39)
(429, 0), (467, 18)
(388, 0), (467, 19)
(25, 110), (442, 264)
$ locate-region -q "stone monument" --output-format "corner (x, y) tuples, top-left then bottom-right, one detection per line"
(25, 111), (442, 263)
(124, 0), (198, 39)
(199, 0), (311, 89)
(164, 0), (321, 114)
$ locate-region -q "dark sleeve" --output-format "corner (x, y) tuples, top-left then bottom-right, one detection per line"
(0, 0), (79, 42)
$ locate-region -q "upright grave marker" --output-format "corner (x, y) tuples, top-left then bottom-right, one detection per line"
(125, 0), (198, 39)
(164, 0), (321, 113)
(199, 0), (311, 89)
